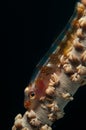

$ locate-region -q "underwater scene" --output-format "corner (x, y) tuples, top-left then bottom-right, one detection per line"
(7, 0), (86, 130)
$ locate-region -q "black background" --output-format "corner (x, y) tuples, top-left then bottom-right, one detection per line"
(1, 0), (86, 129)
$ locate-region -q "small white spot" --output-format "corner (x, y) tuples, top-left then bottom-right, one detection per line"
(46, 63), (52, 67)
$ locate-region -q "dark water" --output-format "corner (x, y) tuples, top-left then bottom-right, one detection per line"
(1, 0), (86, 129)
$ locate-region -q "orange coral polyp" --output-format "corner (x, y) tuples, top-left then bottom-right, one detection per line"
(81, 0), (86, 5)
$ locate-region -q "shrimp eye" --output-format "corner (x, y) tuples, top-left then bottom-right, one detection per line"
(30, 92), (36, 99)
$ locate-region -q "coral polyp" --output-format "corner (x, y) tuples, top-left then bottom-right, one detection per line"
(12, 1), (86, 130)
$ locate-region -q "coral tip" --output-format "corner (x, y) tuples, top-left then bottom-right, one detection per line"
(81, 0), (86, 5)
